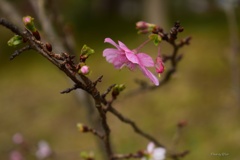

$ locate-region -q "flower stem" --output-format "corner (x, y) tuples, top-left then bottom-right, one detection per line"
(157, 45), (161, 57)
(134, 39), (151, 53)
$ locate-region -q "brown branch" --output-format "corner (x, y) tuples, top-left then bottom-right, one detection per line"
(171, 150), (190, 160)
(60, 84), (80, 94)
(0, 18), (23, 36)
(10, 45), (31, 60)
(88, 127), (105, 140)
(79, 123), (105, 139)
(108, 106), (164, 148)
(101, 84), (116, 99)
(95, 100), (113, 159)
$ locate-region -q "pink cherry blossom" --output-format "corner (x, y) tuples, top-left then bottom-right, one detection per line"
(103, 38), (159, 86)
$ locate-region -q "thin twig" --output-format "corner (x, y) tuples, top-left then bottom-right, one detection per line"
(108, 106), (164, 147)
(60, 84), (80, 94)
(101, 84), (116, 99)
(89, 127), (105, 139)
(10, 45), (31, 60)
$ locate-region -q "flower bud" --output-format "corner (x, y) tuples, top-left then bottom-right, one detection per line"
(77, 123), (89, 132)
(80, 151), (95, 160)
(136, 21), (148, 30)
(155, 57), (165, 75)
(45, 42), (52, 52)
(112, 84), (126, 98)
(79, 65), (90, 75)
(23, 16), (37, 32)
(33, 30), (41, 40)
(23, 16), (41, 40)
(136, 21), (157, 34)
(137, 29), (150, 34)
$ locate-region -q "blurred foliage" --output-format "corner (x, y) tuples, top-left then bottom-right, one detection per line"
(0, 0), (240, 160)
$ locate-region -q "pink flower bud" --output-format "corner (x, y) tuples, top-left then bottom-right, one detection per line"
(22, 16), (37, 32)
(155, 57), (164, 74)
(80, 65), (90, 75)
(136, 21), (148, 30)
(22, 16), (32, 25)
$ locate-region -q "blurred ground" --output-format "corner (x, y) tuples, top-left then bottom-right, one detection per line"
(0, 1), (240, 160)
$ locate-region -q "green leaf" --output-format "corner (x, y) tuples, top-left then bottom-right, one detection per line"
(7, 35), (23, 47)
(81, 44), (95, 56)
(148, 34), (162, 46)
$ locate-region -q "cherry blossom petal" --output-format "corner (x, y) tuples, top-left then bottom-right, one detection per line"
(137, 53), (155, 67)
(112, 55), (129, 69)
(118, 41), (132, 52)
(139, 66), (159, 86)
(152, 148), (166, 160)
(104, 38), (121, 50)
(125, 61), (136, 70)
(125, 51), (140, 64)
(103, 48), (121, 57)
(103, 49), (121, 63)
(147, 142), (155, 153)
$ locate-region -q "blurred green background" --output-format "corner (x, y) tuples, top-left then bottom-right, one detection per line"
(0, 0), (240, 160)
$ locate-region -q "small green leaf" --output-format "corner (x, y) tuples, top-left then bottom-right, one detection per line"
(7, 35), (23, 47)
(81, 44), (95, 56)
(148, 34), (162, 46)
